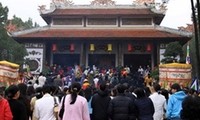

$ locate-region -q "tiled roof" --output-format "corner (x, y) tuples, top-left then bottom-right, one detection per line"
(13, 28), (188, 39)
(43, 8), (160, 16)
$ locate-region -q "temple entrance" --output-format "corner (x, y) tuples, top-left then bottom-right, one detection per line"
(124, 54), (151, 73)
(88, 54), (115, 68)
(53, 54), (80, 67)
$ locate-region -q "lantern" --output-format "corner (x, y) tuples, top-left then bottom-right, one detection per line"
(70, 43), (75, 52)
(90, 44), (95, 52)
(52, 44), (57, 52)
(146, 44), (152, 52)
(128, 44), (133, 52)
(107, 44), (112, 52)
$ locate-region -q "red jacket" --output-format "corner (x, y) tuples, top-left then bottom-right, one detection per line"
(0, 98), (13, 120)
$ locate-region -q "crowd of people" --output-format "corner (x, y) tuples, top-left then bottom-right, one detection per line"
(25, 65), (152, 89)
(0, 65), (200, 120)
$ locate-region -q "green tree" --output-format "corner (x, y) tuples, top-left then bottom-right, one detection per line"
(34, 22), (40, 27)
(10, 16), (39, 31)
(0, 2), (9, 52)
(0, 2), (27, 64)
(0, 3), (8, 27)
(161, 41), (183, 63)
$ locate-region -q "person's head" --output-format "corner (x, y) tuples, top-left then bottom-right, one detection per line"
(147, 74), (151, 78)
(123, 83), (129, 91)
(83, 87), (93, 102)
(50, 85), (59, 96)
(99, 82), (107, 91)
(181, 96), (200, 120)
(70, 82), (81, 104)
(83, 79), (89, 83)
(42, 85), (51, 94)
(188, 88), (198, 96)
(35, 87), (43, 99)
(6, 85), (20, 99)
(63, 87), (69, 94)
(117, 84), (126, 94)
(182, 87), (189, 95)
(71, 82), (81, 93)
(160, 88), (169, 101)
(152, 83), (161, 92)
(39, 72), (43, 76)
(171, 83), (181, 94)
(56, 74), (61, 79)
(18, 83), (27, 96)
(129, 86), (137, 93)
(27, 81), (33, 86)
(26, 86), (35, 96)
(134, 87), (146, 99)
(144, 86), (151, 97)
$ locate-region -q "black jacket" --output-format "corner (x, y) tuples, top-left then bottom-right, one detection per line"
(91, 90), (111, 120)
(108, 93), (136, 120)
(8, 99), (27, 120)
(134, 97), (154, 120)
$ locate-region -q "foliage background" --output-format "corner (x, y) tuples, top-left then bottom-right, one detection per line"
(0, 2), (39, 66)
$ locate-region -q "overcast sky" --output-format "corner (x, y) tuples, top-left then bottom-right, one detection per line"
(0, 0), (193, 29)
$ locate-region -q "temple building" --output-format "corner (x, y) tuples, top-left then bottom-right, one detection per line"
(11, 0), (192, 74)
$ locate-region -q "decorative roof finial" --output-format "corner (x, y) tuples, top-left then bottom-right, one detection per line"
(90, 0), (116, 6)
(135, 0), (155, 5)
(52, 0), (74, 8)
(134, 0), (167, 13)
(38, 5), (47, 14)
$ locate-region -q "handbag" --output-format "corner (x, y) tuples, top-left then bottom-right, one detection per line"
(59, 95), (66, 119)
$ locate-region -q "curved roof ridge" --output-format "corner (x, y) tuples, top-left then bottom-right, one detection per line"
(155, 25), (193, 37)
(39, 4), (166, 15)
(11, 26), (50, 37)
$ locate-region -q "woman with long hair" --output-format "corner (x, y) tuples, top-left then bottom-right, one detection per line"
(59, 82), (90, 120)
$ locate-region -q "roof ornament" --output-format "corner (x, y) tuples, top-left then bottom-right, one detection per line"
(178, 24), (193, 32)
(158, 3), (167, 11)
(90, 0), (116, 6)
(134, 0), (168, 13)
(135, 0), (155, 5)
(52, 0), (74, 8)
(38, 5), (47, 14)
